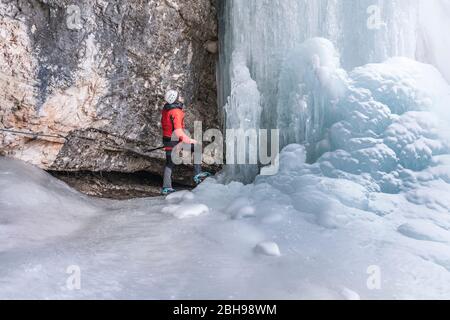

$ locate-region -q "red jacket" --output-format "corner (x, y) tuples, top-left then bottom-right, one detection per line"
(161, 103), (193, 151)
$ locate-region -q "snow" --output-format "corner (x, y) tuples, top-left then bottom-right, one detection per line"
(341, 287), (361, 301)
(0, 159), (100, 252)
(162, 203), (209, 219)
(398, 221), (450, 243)
(232, 206), (256, 220)
(2, 127), (450, 299)
(254, 242), (281, 257)
(166, 190), (195, 202)
(225, 197), (256, 220)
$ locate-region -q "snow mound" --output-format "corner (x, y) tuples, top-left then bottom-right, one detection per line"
(166, 190), (195, 202)
(254, 241), (281, 257)
(232, 206), (256, 220)
(164, 190), (210, 219)
(398, 221), (450, 243)
(0, 158), (100, 252)
(162, 203), (209, 219)
(225, 197), (257, 219)
(341, 287), (361, 301)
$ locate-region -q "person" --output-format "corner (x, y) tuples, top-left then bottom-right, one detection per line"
(160, 90), (211, 196)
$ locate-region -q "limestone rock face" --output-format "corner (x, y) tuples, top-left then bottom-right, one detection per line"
(0, 0), (218, 183)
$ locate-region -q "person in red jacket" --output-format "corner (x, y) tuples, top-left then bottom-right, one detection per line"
(161, 90), (211, 195)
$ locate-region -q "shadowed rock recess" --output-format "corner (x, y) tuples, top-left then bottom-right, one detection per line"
(0, 0), (219, 197)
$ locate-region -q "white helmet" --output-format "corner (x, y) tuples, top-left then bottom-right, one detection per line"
(164, 90), (179, 104)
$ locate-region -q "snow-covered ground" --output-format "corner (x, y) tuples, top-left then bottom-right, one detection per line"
(1, 147), (450, 299)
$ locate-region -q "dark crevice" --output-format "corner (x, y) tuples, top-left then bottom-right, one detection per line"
(48, 170), (192, 200)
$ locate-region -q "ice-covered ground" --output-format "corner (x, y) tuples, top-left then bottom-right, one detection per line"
(1, 148), (450, 299)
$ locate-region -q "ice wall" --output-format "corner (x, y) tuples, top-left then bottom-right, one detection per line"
(223, 51), (262, 183)
(218, 0), (450, 170)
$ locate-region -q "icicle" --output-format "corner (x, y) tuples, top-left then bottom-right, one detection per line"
(223, 50), (262, 183)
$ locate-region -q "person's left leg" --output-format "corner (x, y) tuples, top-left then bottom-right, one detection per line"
(170, 143), (210, 186)
(191, 143), (212, 184)
(163, 151), (175, 190)
(191, 144), (202, 176)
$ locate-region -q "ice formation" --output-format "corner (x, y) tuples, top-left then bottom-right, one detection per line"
(223, 50), (262, 183)
(218, 0), (450, 168)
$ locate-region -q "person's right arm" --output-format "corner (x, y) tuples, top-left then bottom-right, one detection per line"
(171, 110), (196, 144)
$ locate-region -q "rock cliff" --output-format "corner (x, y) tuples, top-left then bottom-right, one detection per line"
(0, 0), (219, 194)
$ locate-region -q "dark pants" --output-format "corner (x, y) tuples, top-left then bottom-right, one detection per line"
(163, 144), (202, 189)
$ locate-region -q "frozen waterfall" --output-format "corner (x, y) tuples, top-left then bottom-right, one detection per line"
(218, 0), (450, 175)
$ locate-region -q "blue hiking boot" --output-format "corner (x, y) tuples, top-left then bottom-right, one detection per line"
(161, 188), (176, 196)
(193, 172), (212, 185)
